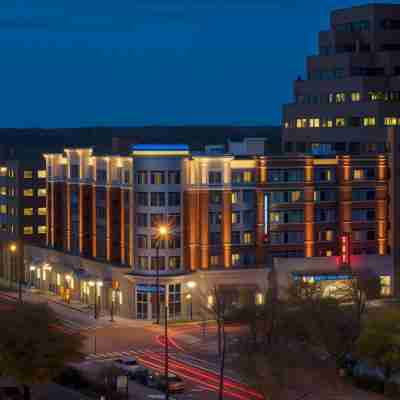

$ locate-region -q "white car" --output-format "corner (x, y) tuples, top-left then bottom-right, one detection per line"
(113, 357), (141, 378)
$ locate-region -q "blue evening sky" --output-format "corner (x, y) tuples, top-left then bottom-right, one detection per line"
(0, 0), (398, 127)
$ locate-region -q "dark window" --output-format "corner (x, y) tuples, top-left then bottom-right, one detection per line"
(168, 236), (181, 249)
(210, 232), (221, 245)
(96, 207), (106, 219)
(96, 169), (107, 182)
(209, 171), (222, 185)
(70, 165), (79, 179)
(136, 213), (147, 227)
(136, 192), (148, 206)
(168, 192), (181, 206)
(168, 171), (181, 185)
(232, 231), (241, 245)
(150, 192), (165, 207)
(209, 191), (222, 204)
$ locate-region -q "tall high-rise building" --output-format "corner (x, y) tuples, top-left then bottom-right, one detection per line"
(283, 3), (400, 155)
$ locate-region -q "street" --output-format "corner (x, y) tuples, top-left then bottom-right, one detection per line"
(0, 289), (260, 400)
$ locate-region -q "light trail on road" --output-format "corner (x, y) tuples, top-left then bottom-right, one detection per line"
(133, 349), (264, 400)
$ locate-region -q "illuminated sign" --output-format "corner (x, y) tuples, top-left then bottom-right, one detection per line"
(340, 233), (350, 266)
(264, 192), (269, 241)
(137, 284), (165, 294)
(292, 273), (352, 282)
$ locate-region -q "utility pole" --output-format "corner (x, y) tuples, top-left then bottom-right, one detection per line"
(165, 305), (169, 400)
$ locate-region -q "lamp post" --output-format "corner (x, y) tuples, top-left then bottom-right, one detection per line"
(165, 304), (169, 400)
(29, 266), (36, 288)
(186, 281), (196, 321)
(156, 225), (168, 324)
(65, 274), (72, 304)
(89, 279), (103, 319)
(110, 288), (115, 322)
(9, 243), (22, 302)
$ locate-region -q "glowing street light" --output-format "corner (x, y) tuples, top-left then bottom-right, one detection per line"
(156, 224), (169, 324)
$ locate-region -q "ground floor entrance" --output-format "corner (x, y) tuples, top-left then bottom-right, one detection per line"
(135, 283), (182, 321)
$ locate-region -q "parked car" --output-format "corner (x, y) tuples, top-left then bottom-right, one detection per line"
(134, 368), (184, 393)
(113, 357), (141, 379)
(152, 372), (185, 393)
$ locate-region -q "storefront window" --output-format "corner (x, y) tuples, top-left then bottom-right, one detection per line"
(168, 284), (181, 320)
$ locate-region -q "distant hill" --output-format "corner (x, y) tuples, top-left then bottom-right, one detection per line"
(0, 125), (281, 159)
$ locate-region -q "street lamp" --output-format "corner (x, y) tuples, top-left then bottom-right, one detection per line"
(9, 243), (22, 302)
(156, 224), (168, 324)
(65, 274), (72, 304)
(29, 266), (36, 288)
(186, 281), (196, 320)
(89, 279), (103, 319)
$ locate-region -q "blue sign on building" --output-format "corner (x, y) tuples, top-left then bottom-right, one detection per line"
(137, 284), (165, 294)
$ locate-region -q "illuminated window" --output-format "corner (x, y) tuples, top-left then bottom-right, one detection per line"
(8, 169), (15, 178)
(38, 208), (47, 216)
(24, 208), (33, 216)
(24, 226), (33, 235)
(326, 250), (333, 257)
(37, 269), (41, 279)
(207, 295), (214, 308)
(210, 255), (219, 266)
(335, 93), (346, 103)
(309, 118), (320, 128)
(118, 291), (123, 305)
(380, 276), (391, 296)
(10, 207), (15, 216)
(255, 293), (264, 305)
(38, 225), (47, 234)
(243, 171), (253, 183)
(0, 205), (6, 214)
(335, 118), (346, 127)
(302, 276), (315, 283)
(232, 253), (240, 266)
(351, 92), (361, 102)
(296, 118), (307, 128)
(57, 273), (61, 286)
(37, 170), (47, 178)
(24, 189), (33, 197)
(231, 191), (239, 204)
(243, 231), (253, 245)
(284, 121), (289, 128)
(232, 212), (241, 224)
(24, 171), (33, 179)
(322, 119), (333, 128)
(363, 117), (376, 127)
(384, 117), (398, 126)
(0, 187), (6, 196)
(37, 188), (47, 197)
(0, 167), (7, 176)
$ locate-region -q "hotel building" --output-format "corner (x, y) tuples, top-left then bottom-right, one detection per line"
(26, 142), (392, 320)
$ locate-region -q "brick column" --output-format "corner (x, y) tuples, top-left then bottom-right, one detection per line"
(106, 187), (112, 261)
(66, 183), (72, 252)
(184, 191), (200, 271)
(200, 190), (209, 269)
(120, 189), (126, 264)
(256, 190), (265, 266)
(47, 182), (52, 247)
(79, 184), (84, 254)
(129, 188), (135, 267)
(304, 159), (315, 257)
(92, 186), (97, 258)
(222, 189), (232, 268)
